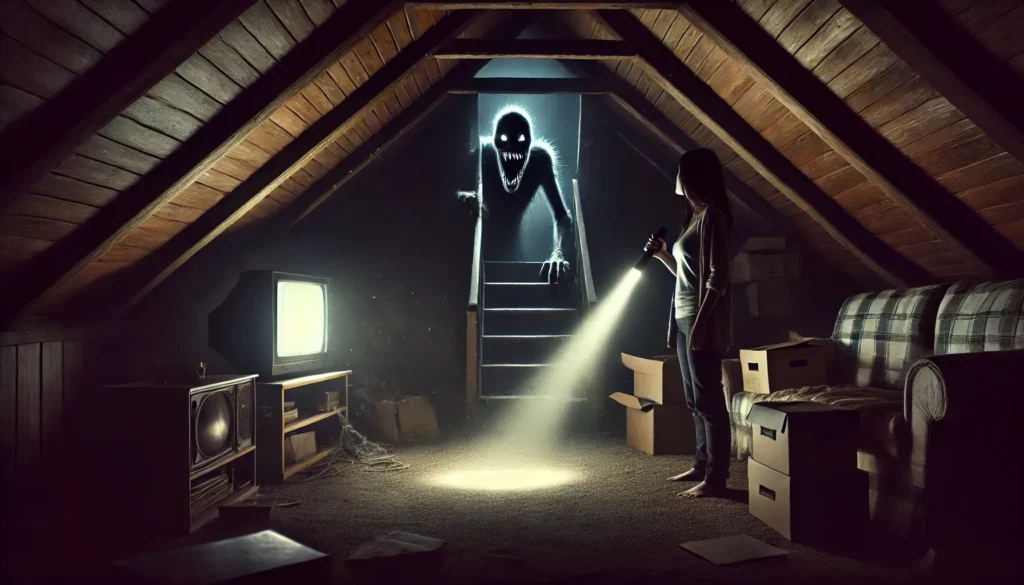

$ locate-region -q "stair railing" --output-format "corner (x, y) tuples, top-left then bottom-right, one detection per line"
(465, 179), (484, 417)
(572, 178), (597, 312)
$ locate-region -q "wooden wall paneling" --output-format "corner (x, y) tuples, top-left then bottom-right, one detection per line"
(596, 9), (929, 287)
(117, 9), (490, 311)
(936, 154), (1024, 194)
(15, 343), (40, 516)
(0, 1), (257, 209)
(40, 341), (61, 459)
(678, 0), (1024, 278)
(1, 1), (401, 327)
(268, 0), (317, 43)
(0, 1), (103, 75)
(0, 345), (15, 559)
(839, 0), (1024, 167)
(7, 194), (99, 225)
(0, 34), (77, 98)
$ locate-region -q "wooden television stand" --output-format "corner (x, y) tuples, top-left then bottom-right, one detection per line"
(255, 370), (350, 483)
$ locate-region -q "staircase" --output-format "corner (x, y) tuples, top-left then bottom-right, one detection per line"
(466, 179), (597, 404)
(479, 261), (578, 398)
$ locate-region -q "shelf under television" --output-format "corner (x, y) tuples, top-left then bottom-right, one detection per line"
(283, 406), (348, 434)
(189, 445), (256, 481)
(189, 484), (259, 534)
(267, 370), (352, 392)
(283, 447), (334, 479)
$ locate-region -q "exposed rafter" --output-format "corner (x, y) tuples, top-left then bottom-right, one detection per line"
(115, 10), (494, 312)
(596, 9), (928, 287)
(589, 67), (800, 241)
(2, 0), (401, 327)
(0, 0), (257, 206)
(837, 0), (1024, 169)
(449, 77), (612, 93)
(436, 39), (634, 59)
(677, 0), (1024, 278)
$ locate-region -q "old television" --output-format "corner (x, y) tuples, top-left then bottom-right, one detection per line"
(210, 271), (330, 378)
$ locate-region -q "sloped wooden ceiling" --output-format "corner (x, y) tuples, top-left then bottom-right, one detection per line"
(2, 0), (1024, 326)
(563, 0), (1024, 284)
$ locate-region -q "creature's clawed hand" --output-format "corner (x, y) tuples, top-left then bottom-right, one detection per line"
(540, 252), (570, 285)
(457, 191), (483, 218)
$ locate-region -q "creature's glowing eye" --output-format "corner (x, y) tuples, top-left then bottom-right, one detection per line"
(518, 134), (526, 142)
(500, 134), (507, 142)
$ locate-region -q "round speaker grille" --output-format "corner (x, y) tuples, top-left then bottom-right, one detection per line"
(196, 392), (233, 458)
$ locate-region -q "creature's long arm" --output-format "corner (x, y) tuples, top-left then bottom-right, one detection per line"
(536, 146), (572, 283)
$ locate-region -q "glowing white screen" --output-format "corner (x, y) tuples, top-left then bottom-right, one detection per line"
(276, 281), (326, 357)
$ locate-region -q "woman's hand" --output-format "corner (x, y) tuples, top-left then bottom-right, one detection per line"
(645, 235), (669, 261)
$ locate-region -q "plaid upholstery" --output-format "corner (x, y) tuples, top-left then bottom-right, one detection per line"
(934, 279), (1024, 355)
(831, 285), (948, 391)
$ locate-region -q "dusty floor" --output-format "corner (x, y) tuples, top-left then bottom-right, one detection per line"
(237, 435), (929, 585)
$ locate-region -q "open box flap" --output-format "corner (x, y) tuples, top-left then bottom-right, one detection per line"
(621, 353), (677, 374)
(750, 339), (815, 351)
(746, 403), (790, 432)
(747, 401), (851, 431)
(609, 392), (657, 411)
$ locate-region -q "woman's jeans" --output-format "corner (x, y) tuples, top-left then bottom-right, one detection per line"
(676, 317), (730, 486)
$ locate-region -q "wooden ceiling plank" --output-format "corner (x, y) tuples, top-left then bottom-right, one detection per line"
(436, 39), (635, 59)
(116, 9), (492, 312)
(838, 0), (1024, 170)
(1, 0), (401, 326)
(678, 0), (1024, 278)
(0, 1), (257, 206)
(597, 8), (927, 287)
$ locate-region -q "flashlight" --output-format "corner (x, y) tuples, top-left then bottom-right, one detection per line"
(634, 226), (668, 272)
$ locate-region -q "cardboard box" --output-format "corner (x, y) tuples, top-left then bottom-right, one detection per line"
(372, 396), (438, 444)
(744, 280), (793, 317)
(620, 353), (685, 405)
(396, 396), (438, 443)
(609, 393), (694, 455)
(748, 458), (867, 542)
(731, 253), (800, 283)
(739, 340), (827, 394)
(747, 402), (858, 476)
(742, 237), (787, 252)
(284, 431), (317, 464)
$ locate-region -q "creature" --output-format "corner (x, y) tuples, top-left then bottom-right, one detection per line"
(459, 106), (572, 284)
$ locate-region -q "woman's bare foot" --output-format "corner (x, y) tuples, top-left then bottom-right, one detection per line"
(667, 468), (704, 482)
(678, 481), (726, 498)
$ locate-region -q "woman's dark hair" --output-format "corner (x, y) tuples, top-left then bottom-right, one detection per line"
(678, 148), (733, 227)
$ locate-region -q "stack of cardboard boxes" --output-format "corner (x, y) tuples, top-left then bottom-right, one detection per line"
(731, 237), (800, 318)
(610, 354), (695, 455)
(740, 339), (867, 543)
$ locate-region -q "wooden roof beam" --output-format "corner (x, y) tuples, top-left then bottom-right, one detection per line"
(436, 39), (634, 59)
(676, 0), (1024, 278)
(2, 0), (401, 327)
(449, 77), (612, 93)
(116, 10), (491, 312)
(595, 10), (929, 288)
(0, 0), (257, 205)
(838, 0), (1024, 169)
(588, 66), (801, 241)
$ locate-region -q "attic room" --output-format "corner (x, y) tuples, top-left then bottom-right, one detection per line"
(2, 0), (1023, 582)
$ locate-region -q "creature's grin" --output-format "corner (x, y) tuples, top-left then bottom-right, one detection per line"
(497, 149), (528, 192)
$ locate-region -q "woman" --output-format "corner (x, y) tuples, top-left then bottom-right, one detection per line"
(645, 148), (733, 499)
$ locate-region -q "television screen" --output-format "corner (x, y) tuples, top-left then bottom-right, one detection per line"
(276, 280), (327, 358)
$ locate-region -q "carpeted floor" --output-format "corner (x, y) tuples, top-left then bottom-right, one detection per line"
(244, 435), (927, 585)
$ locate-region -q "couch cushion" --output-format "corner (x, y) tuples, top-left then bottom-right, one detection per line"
(831, 284), (947, 390)
(731, 386), (907, 461)
(934, 279), (1024, 355)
